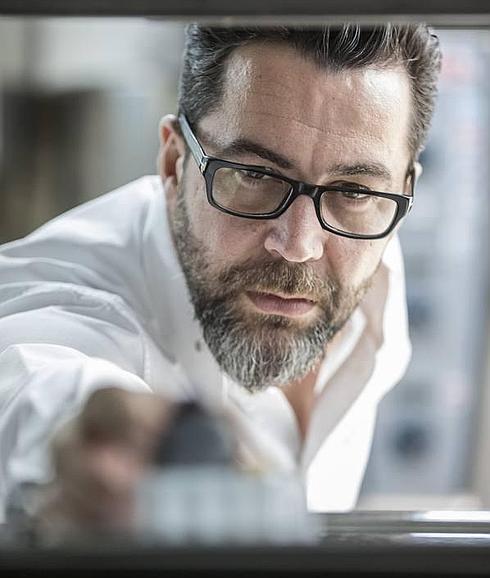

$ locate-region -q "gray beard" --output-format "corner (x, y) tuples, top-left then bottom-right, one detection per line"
(170, 191), (371, 393)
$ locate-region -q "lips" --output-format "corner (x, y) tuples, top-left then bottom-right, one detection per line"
(245, 291), (316, 317)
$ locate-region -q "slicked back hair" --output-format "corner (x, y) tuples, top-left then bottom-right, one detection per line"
(179, 24), (441, 160)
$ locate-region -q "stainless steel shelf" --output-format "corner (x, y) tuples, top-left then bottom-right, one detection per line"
(322, 510), (490, 535)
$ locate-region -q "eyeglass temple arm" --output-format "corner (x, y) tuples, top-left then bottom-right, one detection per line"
(179, 114), (208, 173)
(406, 165), (416, 213)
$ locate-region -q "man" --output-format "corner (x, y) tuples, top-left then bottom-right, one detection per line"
(0, 24), (441, 525)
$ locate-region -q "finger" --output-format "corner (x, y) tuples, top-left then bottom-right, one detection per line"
(80, 388), (172, 457)
(56, 444), (144, 527)
(50, 424), (146, 528)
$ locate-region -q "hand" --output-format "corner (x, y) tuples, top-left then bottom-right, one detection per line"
(40, 387), (172, 532)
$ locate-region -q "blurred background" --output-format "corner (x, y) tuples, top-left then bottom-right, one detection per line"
(0, 17), (488, 511)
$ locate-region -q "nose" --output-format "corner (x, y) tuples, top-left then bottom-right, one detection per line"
(263, 195), (327, 263)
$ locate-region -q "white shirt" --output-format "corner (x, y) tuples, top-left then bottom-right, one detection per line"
(0, 176), (411, 519)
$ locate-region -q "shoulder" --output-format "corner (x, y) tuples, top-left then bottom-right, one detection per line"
(30, 175), (163, 244)
(0, 175), (164, 256)
(0, 176), (167, 310)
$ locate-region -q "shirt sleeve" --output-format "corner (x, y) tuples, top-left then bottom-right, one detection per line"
(0, 282), (154, 521)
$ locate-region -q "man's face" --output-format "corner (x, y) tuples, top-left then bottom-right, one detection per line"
(161, 42), (412, 392)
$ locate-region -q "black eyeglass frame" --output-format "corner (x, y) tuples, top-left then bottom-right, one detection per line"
(178, 114), (414, 240)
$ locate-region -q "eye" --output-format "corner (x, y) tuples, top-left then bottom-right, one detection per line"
(242, 170), (270, 180)
(341, 190), (370, 200)
(332, 181), (371, 200)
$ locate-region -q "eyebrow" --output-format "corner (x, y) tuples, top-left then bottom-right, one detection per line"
(329, 162), (393, 185)
(217, 138), (294, 170)
(211, 137), (392, 185)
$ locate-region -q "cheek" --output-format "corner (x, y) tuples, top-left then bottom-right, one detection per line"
(186, 180), (264, 266)
(328, 239), (386, 287)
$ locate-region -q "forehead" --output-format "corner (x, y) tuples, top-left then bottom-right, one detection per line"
(200, 42), (412, 175)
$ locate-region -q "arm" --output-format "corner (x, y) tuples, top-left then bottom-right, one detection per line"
(0, 285), (156, 522)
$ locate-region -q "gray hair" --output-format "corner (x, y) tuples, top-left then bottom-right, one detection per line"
(178, 24), (441, 159)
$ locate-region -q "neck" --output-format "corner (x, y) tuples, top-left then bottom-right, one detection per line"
(280, 328), (345, 440)
(281, 365), (320, 441)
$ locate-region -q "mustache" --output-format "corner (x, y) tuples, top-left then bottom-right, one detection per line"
(213, 258), (339, 304)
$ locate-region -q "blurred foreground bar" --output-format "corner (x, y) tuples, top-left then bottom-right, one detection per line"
(3, 511), (490, 576)
(0, 0), (489, 26)
(4, 512), (490, 576)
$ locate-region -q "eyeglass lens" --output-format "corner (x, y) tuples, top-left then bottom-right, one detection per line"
(211, 166), (398, 236)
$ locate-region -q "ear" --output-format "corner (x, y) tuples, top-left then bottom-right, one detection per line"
(405, 161), (423, 194)
(157, 114), (186, 200)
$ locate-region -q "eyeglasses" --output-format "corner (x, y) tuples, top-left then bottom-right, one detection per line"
(178, 114), (414, 240)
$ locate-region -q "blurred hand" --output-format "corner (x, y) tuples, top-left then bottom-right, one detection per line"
(40, 387), (172, 531)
